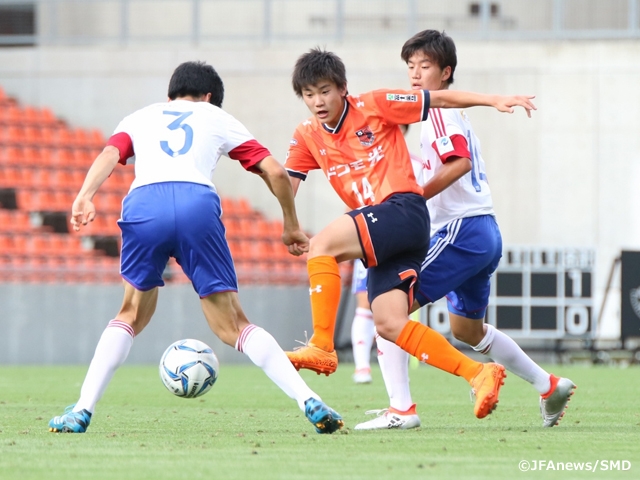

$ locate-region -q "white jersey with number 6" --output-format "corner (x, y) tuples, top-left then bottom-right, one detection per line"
(421, 108), (494, 235)
(112, 99), (265, 193)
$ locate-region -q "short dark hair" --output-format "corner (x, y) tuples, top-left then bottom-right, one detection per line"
(401, 30), (457, 85)
(168, 61), (224, 107)
(291, 48), (347, 97)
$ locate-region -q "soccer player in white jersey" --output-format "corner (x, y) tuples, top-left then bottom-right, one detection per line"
(48, 61), (343, 435)
(355, 31), (576, 430)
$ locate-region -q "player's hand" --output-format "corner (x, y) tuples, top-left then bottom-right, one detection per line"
(70, 196), (96, 232)
(282, 228), (310, 256)
(494, 95), (536, 118)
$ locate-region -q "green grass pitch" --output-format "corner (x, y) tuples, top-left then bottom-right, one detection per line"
(1, 364), (639, 479)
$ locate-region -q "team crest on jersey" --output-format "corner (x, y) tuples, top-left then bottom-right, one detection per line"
(386, 93), (418, 102)
(355, 126), (375, 146)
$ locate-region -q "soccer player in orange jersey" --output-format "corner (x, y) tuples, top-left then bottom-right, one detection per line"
(284, 48), (536, 418)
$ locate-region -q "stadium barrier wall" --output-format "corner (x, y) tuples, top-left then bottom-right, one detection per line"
(0, 284), (313, 365)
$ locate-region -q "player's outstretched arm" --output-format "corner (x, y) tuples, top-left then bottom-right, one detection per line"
(71, 145), (120, 231)
(429, 90), (537, 117)
(255, 156), (309, 256)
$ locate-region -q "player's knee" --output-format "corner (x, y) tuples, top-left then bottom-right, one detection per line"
(450, 324), (483, 346)
(373, 318), (403, 343)
(115, 308), (149, 335)
(307, 236), (328, 257)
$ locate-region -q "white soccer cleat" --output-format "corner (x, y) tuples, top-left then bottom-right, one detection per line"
(352, 368), (372, 384)
(354, 404), (421, 430)
(540, 375), (576, 427)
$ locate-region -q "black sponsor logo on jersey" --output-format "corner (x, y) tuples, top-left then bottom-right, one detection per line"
(386, 93), (418, 102)
(355, 126), (375, 147)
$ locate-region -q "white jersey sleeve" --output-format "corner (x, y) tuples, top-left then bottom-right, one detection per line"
(421, 108), (494, 234)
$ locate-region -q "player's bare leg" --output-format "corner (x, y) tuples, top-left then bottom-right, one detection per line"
(449, 313), (576, 427)
(375, 289), (505, 419)
(201, 291), (343, 433)
(49, 282), (158, 433)
(286, 214), (363, 375)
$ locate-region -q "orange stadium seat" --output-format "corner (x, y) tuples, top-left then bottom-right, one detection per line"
(236, 198), (252, 216)
(220, 197), (238, 216)
(236, 217), (254, 238)
(15, 190), (37, 211)
(39, 127), (56, 147)
(5, 256), (27, 282)
(1, 104), (21, 126)
(0, 167), (22, 188)
(10, 234), (29, 256)
(55, 128), (73, 148)
(22, 126), (41, 145)
(0, 233), (12, 253)
(0, 125), (21, 145)
(0, 146), (20, 166)
(28, 234), (52, 256)
(23, 106), (40, 126)
(9, 210), (34, 233)
(223, 218), (240, 239)
(70, 149), (93, 169)
(255, 218), (274, 240)
(19, 168), (39, 189)
(39, 107), (58, 126)
(88, 129), (105, 148)
(20, 147), (43, 167)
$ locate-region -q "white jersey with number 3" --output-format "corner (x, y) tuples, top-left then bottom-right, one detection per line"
(421, 107), (494, 234)
(112, 100), (264, 192)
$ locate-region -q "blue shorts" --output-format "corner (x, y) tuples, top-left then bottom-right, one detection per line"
(415, 214), (502, 320)
(347, 193), (430, 305)
(351, 259), (368, 294)
(118, 182), (237, 297)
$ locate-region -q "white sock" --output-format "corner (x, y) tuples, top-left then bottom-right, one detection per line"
(473, 324), (551, 394)
(351, 307), (375, 371)
(74, 320), (135, 414)
(236, 324), (320, 411)
(376, 331), (414, 412)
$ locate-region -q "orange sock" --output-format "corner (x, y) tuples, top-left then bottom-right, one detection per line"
(307, 255), (341, 352)
(395, 321), (482, 383)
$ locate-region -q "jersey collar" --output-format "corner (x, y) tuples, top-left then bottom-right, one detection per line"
(321, 100), (349, 135)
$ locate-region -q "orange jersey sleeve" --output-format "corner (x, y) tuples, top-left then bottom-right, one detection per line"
(284, 125), (320, 181)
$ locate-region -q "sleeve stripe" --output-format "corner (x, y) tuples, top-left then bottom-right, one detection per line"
(431, 108), (446, 138)
(286, 169), (307, 181)
(436, 109), (447, 136)
(421, 90), (430, 122)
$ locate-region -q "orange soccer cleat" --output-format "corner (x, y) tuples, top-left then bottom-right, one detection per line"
(286, 343), (338, 376)
(470, 362), (507, 419)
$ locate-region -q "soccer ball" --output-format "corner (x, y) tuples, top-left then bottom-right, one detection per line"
(159, 339), (219, 398)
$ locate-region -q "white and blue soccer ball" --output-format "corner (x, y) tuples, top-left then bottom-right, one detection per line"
(159, 339), (219, 398)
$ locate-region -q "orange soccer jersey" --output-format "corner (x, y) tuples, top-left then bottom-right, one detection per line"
(285, 89), (430, 210)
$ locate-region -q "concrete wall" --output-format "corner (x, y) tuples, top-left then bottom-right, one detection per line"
(1, 40), (639, 336)
(0, 284), (314, 364)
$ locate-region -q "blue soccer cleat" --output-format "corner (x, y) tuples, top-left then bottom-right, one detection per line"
(304, 398), (344, 434)
(49, 405), (92, 433)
